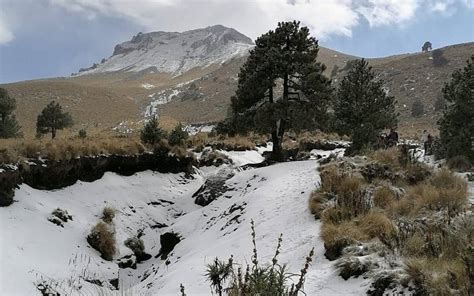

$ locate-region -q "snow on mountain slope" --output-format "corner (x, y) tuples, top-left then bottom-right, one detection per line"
(76, 25), (254, 76)
(0, 151), (369, 295)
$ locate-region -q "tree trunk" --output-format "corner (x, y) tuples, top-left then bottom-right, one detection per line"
(271, 130), (282, 160)
(51, 128), (56, 139)
(283, 73), (289, 101)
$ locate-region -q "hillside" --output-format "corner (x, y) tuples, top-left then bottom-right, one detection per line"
(1, 24), (472, 137)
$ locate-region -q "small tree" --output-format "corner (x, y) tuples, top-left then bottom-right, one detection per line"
(0, 88), (21, 138)
(140, 116), (166, 145)
(334, 59), (398, 153)
(411, 100), (424, 117)
(78, 129), (87, 139)
(168, 122), (189, 146)
(438, 55), (474, 163)
(36, 101), (73, 139)
(422, 41), (432, 52)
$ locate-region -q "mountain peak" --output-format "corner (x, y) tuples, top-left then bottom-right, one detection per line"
(75, 25), (254, 76)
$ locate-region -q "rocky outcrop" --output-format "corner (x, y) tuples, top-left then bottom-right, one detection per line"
(0, 152), (194, 207)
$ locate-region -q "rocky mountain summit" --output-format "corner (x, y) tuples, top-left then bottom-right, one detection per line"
(76, 25), (254, 75)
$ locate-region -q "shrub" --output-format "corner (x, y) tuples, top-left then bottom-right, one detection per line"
(373, 185), (396, 208)
(201, 220), (314, 295)
(334, 176), (370, 218)
(321, 221), (369, 260)
(359, 211), (397, 242)
(168, 123), (189, 146)
(101, 207), (116, 223)
(370, 147), (402, 168)
(404, 163), (431, 185)
(124, 237), (145, 257)
(78, 129), (87, 139)
(446, 155), (472, 172)
(319, 163), (347, 194)
(87, 221), (116, 261)
(308, 191), (330, 219)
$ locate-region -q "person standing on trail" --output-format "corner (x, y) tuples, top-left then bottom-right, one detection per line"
(386, 128), (399, 147)
(421, 130), (429, 154)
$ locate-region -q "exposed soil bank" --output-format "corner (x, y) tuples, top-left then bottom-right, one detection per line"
(0, 152), (194, 207)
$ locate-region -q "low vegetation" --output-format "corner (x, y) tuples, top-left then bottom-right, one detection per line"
(184, 220), (314, 296)
(87, 206), (117, 261)
(309, 146), (472, 294)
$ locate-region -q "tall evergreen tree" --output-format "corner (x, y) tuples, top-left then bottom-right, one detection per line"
(140, 116), (166, 146)
(438, 55), (474, 163)
(229, 21), (331, 159)
(334, 59), (398, 153)
(36, 101), (73, 139)
(0, 88), (21, 138)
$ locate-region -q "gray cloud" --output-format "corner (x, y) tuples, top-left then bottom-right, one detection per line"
(0, 0), (472, 45)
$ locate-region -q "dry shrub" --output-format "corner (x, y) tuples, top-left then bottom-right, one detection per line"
(404, 258), (470, 296)
(1, 136), (146, 163)
(319, 164), (346, 194)
(308, 191), (330, 218)
(370, 147), (402, 168)
(321, 206), (354, 224)
(359, 211), (397, 240)
(87, 221), (116, 261)
(404, 163), (431, 185)
(373, 185), (396, 208)
(402, 233), (426, 257)
(188, 132), (208, 150)
(101, 207), (115, 223)
(321, 221), (369, 260)
(334, 176), (370, 218)
(446, 155), (472, 172)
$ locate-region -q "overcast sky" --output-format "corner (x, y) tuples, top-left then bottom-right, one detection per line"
(0, 0), (473, 83)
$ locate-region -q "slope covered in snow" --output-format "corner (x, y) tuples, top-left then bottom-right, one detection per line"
(76, 25), (254, 76)
(0, 150), (369, 295)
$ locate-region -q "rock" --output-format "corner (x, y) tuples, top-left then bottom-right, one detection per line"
(193, 171), (233, 206)
(156, 232), (181, 260)
(118, 255), (137, 269)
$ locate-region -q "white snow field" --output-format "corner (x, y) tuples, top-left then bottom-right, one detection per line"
(0, 151), (369, 295)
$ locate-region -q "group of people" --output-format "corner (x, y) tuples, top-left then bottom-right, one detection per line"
(374, 128), (399, 150)
(374, 128), (433, 155)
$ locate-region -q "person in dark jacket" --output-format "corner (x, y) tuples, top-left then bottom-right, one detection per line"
(386, 128), (399, 147)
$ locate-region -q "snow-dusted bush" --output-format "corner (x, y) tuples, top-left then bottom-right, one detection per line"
(124, 237), (145, 258)
(101, 207), (115, 223)
(87, 221), (116, 261)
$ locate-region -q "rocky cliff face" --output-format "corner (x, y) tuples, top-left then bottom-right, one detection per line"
(76, 25), (254, 75)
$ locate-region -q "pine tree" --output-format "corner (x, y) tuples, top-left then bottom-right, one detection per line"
(36, 101), (73, 139)
(228, 21), (331, 160)
(0, 88), (21, 138)
(334, 59), (398, 153)
(140, 116), (166, 145)
(168, 122), (189, 146)
(438, 55), (474, 163)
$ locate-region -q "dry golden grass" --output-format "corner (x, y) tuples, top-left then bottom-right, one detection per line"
(319, 164), (347, 194)
(373, 185), (396, 208)
(370, 147), (402, 168)
(0, 135), (147, 163)
(308, 191), (329, 218)
(404, 258), (470, 296)
(321, 221), (370, 249)
(359, 210), (397, 239)
(88, 221), (116, 261)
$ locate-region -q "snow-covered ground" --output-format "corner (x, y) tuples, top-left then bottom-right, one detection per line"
(1, 149), (371, 295)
